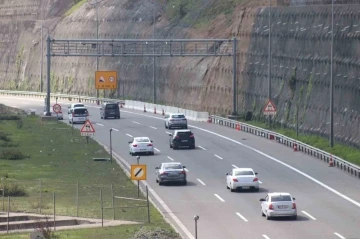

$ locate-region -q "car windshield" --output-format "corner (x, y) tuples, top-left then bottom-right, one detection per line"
(135, 138), (150, 143)
(271, 195), (292, 202)
(234, 170), (254, 176)
(74, 108), (88, 114)
(105, 104), (119, 109)
(164, 164), (182, 170)
(172, 114), (185, 119)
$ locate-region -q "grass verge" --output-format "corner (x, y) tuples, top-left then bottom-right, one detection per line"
(240, 118), (360, 166)
(0, 105), (179, 238)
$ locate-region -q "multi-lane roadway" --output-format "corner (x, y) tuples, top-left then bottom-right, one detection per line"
(1, 95), (360, 239)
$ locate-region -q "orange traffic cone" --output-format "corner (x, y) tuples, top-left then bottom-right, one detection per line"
(162, 109), (165, 115)
(293, 143), (298, 152)
(236, 124), (240, 131)
(154, 107), (156, 114)
(328, 155), (334, 167)
(144, 105), (147, 112)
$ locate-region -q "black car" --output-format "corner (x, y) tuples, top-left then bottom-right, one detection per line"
(169, 130), (195, 149)
(100, 102), (120, 119)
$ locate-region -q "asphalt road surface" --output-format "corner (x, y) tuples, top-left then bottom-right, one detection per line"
(1, 95), (360, 239)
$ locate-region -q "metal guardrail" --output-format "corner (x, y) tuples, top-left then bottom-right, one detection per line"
(209, 115), (360, 179)
(0, 90), (359, 179)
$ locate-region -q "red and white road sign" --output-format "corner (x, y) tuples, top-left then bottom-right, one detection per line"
(263, 100), (277, 116)
(80, 120), (96, 136)
(53, 104), (62, 113)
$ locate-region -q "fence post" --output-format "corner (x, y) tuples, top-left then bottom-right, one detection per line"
(7, 196), (10, 234)
(53, 192), (56, 231)
(146, 186), (150, 223)
(39, 179), (42, 214)
(100, 189), (103, 227)
(111, 183), (115, 220)
(2, 177), (4, 211)
(76, 181), (79, 217)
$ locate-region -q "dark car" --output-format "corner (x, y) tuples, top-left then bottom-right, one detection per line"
(169, 129), (195, 149)
(100, 102), (120, 119)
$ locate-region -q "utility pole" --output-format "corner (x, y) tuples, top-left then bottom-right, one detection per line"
(40, 0), (44, 92)
(153, 1), (156, 104)
(330, 0), (334, 147)
(268, 0), (272, 127)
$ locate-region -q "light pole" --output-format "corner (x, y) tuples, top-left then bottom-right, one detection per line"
(45, 26), (51, 116)
(136, 156), (140, 198)
(329, 0), (334, 148)
(109, 128), (113, 163)
(40, 0), (44, 92)
(152, 1), (156, 104)
(194, 215), (199, 239)
(268, 0), (272, 127)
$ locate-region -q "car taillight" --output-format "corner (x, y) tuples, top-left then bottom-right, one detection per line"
(269, 204), (274, 210)
(147, 144), (153, 146)
(179, 171), (186, 174)
(161, 172), (168, 175)
(132, 144), (138, 147)
(189, 134), (194, 138)
(292, 203), (296, 209)
(175, 136), (180, 139)
(232, 178), (238, 182)
(253, 178), (258, 182)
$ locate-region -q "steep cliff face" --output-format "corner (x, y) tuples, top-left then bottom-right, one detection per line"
(0, 0), (359, 146)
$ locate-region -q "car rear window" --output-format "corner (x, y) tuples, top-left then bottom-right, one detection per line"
(105, 104), (119, 109)
(171, 114), (185, 119)
(271, 195), (292, 202)
(135, 138), (150, 143)
(164, 164), (182, 170)
(74, 108), (88, 114)
(234, 170), (254, 176)
(74, 104), (84, 108)
(176, 132), (192, 137)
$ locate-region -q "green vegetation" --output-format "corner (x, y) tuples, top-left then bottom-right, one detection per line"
(239, 118), (360, 166)
(0, 104), (179, 239)
(64, 0), (87, 17)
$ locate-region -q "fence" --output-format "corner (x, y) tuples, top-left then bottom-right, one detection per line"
(0, 178), (150, 231)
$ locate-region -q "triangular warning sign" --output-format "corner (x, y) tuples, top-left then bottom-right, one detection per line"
(263, 100), (277, 113)
(80, 120), (96, 133)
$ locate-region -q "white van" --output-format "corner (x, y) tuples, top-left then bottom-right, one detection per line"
(68, 107), (88, 124)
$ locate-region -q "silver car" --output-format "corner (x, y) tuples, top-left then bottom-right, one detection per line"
(155, 162), (187, 185)
(260, 192), (297, 220)
(164, 113), (188, 129)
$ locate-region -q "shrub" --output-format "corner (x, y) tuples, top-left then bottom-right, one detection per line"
(0, 150), (29, 160)
(0, 142), (19, 147)
(0, 131), (12, 142)
(1, 183), (27, 197)
(0, 115), (21, 120)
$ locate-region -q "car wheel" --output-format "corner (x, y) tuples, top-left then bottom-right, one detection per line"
(169, 144), (173, 148)
(159, 181), (163, 186)
(173, 146), (177, 150)
(165, 124), (168, 129)
(184, 125), (188, 129)
(266, 213), (271, 220)
(226, 185), (230, 189)
(183, 180), (187, 185)
(254, 187), (260, 192)
(150, 151), (154, 155)
(169, 126), (172, 129)
(191, 144), (195, 149)
(101, 116), (103, 119)
(156, 178), (158, 183)
(292, 215), (297, 220)
(261, 210), (265, 217)
(230, 184), (235, 192)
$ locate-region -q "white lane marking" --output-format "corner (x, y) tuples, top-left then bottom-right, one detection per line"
(184, 168), (189, 172)
(112, 128), (119, 132)
(232, 164), (238, 168)
(198, 145), (206, 150)
(166, 131), (172, 134)
(196, 179), (206, 186)
(258, 180), (263, 184)
(149, 126), (157, 130)
(167, 156), (174, 161)
(132, 121), (140, 124)
(334, 232), (345, 239)
(214, 194), (225, 202)
(214, 154), (223, 160)
(126, 134), (133, 138)
(301, 211), (316, 220)
(154, 148), (160, 152)
(262, 235), (271, 239)
(235, 212), (248, 222)
(118, 110), (360, 209)
(96, 123), (104, 126)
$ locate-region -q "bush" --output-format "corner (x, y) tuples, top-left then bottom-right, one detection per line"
(0, 115), (21, 120)
(0, 142), (19, 147)
(1, 183), (27, 197)
(0, 150), (29, 160)
(0, 131), (12, 142)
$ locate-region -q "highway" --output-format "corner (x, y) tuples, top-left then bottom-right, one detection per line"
(1, 95), (360, 239)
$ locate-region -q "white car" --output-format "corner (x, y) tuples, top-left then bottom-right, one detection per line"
(260, 192), (297, 220)
(226, 168), (259, 192)
(164, 113), (188, 129)
(68, 107), (88, 124)
(43, 109), (63, 120)
(128, 137), (154, 155)
(69, 103), (85, 108)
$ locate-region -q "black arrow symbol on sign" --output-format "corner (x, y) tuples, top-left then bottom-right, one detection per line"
(135, 168), (143, 177)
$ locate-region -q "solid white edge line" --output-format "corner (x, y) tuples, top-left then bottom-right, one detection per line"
(232, 164), (238, 168)
(301, 210), (316, 220)
(126, 134), (133, 137)
(196, 178), (206, 186)
(235, 212), (248, 222)
(96, 141), (194, 239)
(112, 128), (119, 132)
(154, 148), (160, 152)
(334, 232), (345, 239)
(198, 145), (206, 150)
(132, 121), (140, 124)
(214, 154), (223, 160)
(149, 126), (157, 130)
(96, 123), (104, 126)
(262, 235), (271, 239)
(167, 156), (174, 161)
(214, 194), (225, 202)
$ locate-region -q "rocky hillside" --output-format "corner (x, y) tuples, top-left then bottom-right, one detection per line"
(0, 0), (359, 147)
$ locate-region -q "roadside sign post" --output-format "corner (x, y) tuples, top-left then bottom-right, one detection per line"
(109, 128), (113, 164)
(263, 99), (277, 128)
(95, 71), (118, 90)
(80, 120), (96, 143)
(53, 104), (61, 122)
(194, 215), (199, 239)
(130, 159), (147, 199)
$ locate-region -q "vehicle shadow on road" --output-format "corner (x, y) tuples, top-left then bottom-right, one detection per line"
(269, 215), (309, 222)
(232, 187), (269, 193)
(161, 181), (197, 187)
